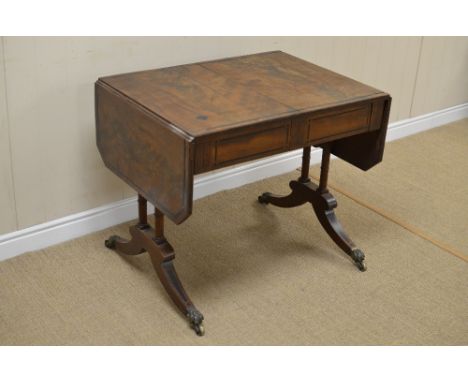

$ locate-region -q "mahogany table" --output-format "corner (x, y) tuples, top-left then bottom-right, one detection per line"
(95, 51), (391, 336)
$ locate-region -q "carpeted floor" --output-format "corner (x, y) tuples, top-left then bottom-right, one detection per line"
(309, 118), (468, 256)
(0, 120), (467, 345)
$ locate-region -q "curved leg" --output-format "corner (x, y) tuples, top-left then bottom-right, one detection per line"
(258, 183), (308, 208)
(148, 238), (204, 336)
(104, 195), (205, 336)
(259, 147), (311, 208)
(105, 194), (148, 256)
(104, 224), (147, 256)
(311, 193), (366, 271)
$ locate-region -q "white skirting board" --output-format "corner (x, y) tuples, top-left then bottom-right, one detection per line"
(1, 102), (467, 261)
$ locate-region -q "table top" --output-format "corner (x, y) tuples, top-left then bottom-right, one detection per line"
(99, 51), (386, 138)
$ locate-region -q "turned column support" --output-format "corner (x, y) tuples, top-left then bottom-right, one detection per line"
(104, 194), (205, 336)
(318, 145), (331, 193)
(137, 194), (149, 227)
(299, 146), (311, 183)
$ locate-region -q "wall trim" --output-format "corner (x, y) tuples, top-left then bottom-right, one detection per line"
(1, 102), (467, 261)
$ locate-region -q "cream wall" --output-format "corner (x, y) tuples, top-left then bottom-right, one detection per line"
(1, 36), (467, 234)
(411, 37), (468, 116)
(0, 40), (17, 234)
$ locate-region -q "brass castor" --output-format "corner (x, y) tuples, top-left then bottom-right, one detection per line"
(258, 192), (271, 204)
(104, 235), (119, 249)
(192, 323), (205, 336)
(356, 260), (367, 272)
(350, 249), (367, 272)
(187, 306), (205, 337)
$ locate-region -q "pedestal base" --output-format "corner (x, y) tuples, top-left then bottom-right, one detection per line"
(258, 179), (367, 271)
(105, 223), (205, 336)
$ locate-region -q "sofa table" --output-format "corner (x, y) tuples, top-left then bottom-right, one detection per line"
(95, 51), (391, 336)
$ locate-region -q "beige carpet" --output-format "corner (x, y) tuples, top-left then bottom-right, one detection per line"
(309, 118), (468, 256)
(1, 121), (467, 345)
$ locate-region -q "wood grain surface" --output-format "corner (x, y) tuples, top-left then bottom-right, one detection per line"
(95, 82), (193, 223)
(100, 51), (387, 136)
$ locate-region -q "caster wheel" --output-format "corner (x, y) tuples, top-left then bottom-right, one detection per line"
(193, 323), (205, 336)
(187, 306), (205, 336)
(356, 261), (367, 272)
(258, 192), (271, 204)
(104, 235), (119, 249)
(350, 249), (366, 272)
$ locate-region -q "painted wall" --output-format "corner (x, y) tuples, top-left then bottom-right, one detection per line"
(1, 37), (467, 234)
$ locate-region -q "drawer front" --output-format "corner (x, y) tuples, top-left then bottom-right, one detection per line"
(193, 101), (379, 174)
(215, 125), (289, 165)
(308, 104), (372, 143)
